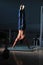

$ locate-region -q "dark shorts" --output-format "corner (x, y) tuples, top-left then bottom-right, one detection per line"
(18, 9), (26, 30)
(18, 24), (26, 30)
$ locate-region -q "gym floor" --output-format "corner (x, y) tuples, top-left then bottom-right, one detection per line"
(0, 47), (43, 65)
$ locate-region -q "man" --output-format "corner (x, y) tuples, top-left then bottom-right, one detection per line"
(12, 4), (26, 47)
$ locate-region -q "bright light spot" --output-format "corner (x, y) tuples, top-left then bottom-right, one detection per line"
(22, 5), (25, 9)
(20, 5), (25, 10)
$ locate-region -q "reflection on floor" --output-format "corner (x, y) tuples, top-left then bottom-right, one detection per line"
(0, 46), (43, 65)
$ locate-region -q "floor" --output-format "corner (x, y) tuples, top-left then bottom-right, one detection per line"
(0, 46), (43, 65)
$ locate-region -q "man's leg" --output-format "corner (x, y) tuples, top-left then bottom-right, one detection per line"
(12, 30), (25, 47)
(19, 34), (25, 40)
(12, 32), (21, 47)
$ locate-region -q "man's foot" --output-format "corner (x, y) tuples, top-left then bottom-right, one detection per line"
(12, 44), (15, 48)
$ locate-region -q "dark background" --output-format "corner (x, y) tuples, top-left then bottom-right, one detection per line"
(0, 0), (43, 46)
(0, 0), (42, 31)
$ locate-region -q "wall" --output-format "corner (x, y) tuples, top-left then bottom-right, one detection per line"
(0, 0), (43, 46)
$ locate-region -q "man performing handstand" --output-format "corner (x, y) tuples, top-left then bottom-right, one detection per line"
(12, 4), (26, 47)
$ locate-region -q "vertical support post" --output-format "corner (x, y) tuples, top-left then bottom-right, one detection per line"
(40, 6), (42, 47)
(9, 28), (11, 44)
